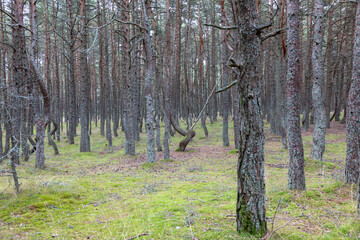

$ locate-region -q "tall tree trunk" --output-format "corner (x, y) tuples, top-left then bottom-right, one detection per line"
(345, 1), (360, 185)
(52, 0), (61, 141)
(231, 0), (266, 235)
(79, 0), (90, 152)
(67, 0), (76, 145)
(325, 1), (334, 129)
(210, 2), (218, 122)
(111, 20), (119, 137)
(142, 0), (157, 163)
(286, 0), (306, 190)
(310, 0), (326, 161)
(162, 0), (172, 159)
(119, 0), (135, 155)
(0, 0), (4, 161)
(198, 0), (208, 138)
(101, 0), (112, 146)
(302, 0), (314, 131)
(12, 0), (31, 165)
(220, 0), (229, 147)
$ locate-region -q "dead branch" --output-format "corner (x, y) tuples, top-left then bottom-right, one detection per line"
(203, 23), (237, 30)
(263, 213), (306, 240)
(125, 233), (149, 240)
(261, 28), (287, 42)
(189, 85), (216, 130)
(256, 22), (273, 33)
(215, 80), (239, 93)
(114, 18), (147, 32)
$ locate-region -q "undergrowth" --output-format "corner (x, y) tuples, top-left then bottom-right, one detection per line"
(0, 121), (358, 239)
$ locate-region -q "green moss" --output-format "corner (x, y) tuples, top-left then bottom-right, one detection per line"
(160, 159), (175, 163)
(142, 162), (157, 169)
(229, 149), (239, 154)
(305, 189), (321, 199)
(323, 181), (343, 193)
(0, 118), (355, 239)
(237, 198), (266, 236)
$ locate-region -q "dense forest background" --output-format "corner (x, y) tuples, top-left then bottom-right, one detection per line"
(1, 0), (360, 238)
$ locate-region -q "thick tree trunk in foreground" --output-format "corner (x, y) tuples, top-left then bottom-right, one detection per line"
(310, 0), (326, 161)
(232, 0), (266, 235)
(11, 0), (28, 165)
(286, 0), (306, 190)
(346, 1), (360, 185)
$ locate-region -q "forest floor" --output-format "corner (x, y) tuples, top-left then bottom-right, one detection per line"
(0, 120), (359, 239)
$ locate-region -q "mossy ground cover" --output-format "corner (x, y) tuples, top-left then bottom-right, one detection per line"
(0, 120), (359, 239)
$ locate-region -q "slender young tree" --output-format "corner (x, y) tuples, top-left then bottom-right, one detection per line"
(101, 0), (112, 147)
(198, 0), (209, 138)
(286, 0), (306, 190)
(66, 0), (77, 145)
(220, 0), (230, 147)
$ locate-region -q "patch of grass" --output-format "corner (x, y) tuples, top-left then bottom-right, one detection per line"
(229, 149), (239, 154)
(0, 119), (357, 239)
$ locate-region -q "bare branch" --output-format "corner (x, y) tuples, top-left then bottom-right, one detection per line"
(203, 23), (237, 30)
(256, 22), (273, 33)
(114, 18), (148, 31)
(0, 40), (15, 50)
(125, 233), (149, 240)
(189, 86), (216, 130)
(215, 80), (239, 93)
(261, 28), (287, 42)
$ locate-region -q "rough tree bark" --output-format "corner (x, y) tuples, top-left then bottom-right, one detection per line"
(220, 0), (230, 147)
(101, 0), (112, 147)
(162, 0), (171, 159)
(310, 0), (326, 161)
(302, 0), (314, 131)
(79, 0), (91, 152)
(11, 0), (27, 165)
(286, 0), (306, 190)
(345, 1), (360, 185)
(231, 0), (267, 235)
(325, 0), (334, 129)
(142, 0), (156, 163)
(66, 0), (77, 145)
(198, 0), (208, 138)
(119, 0), (135, 155)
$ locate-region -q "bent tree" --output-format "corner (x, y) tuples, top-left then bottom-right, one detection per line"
(232, 0), (266, 235)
